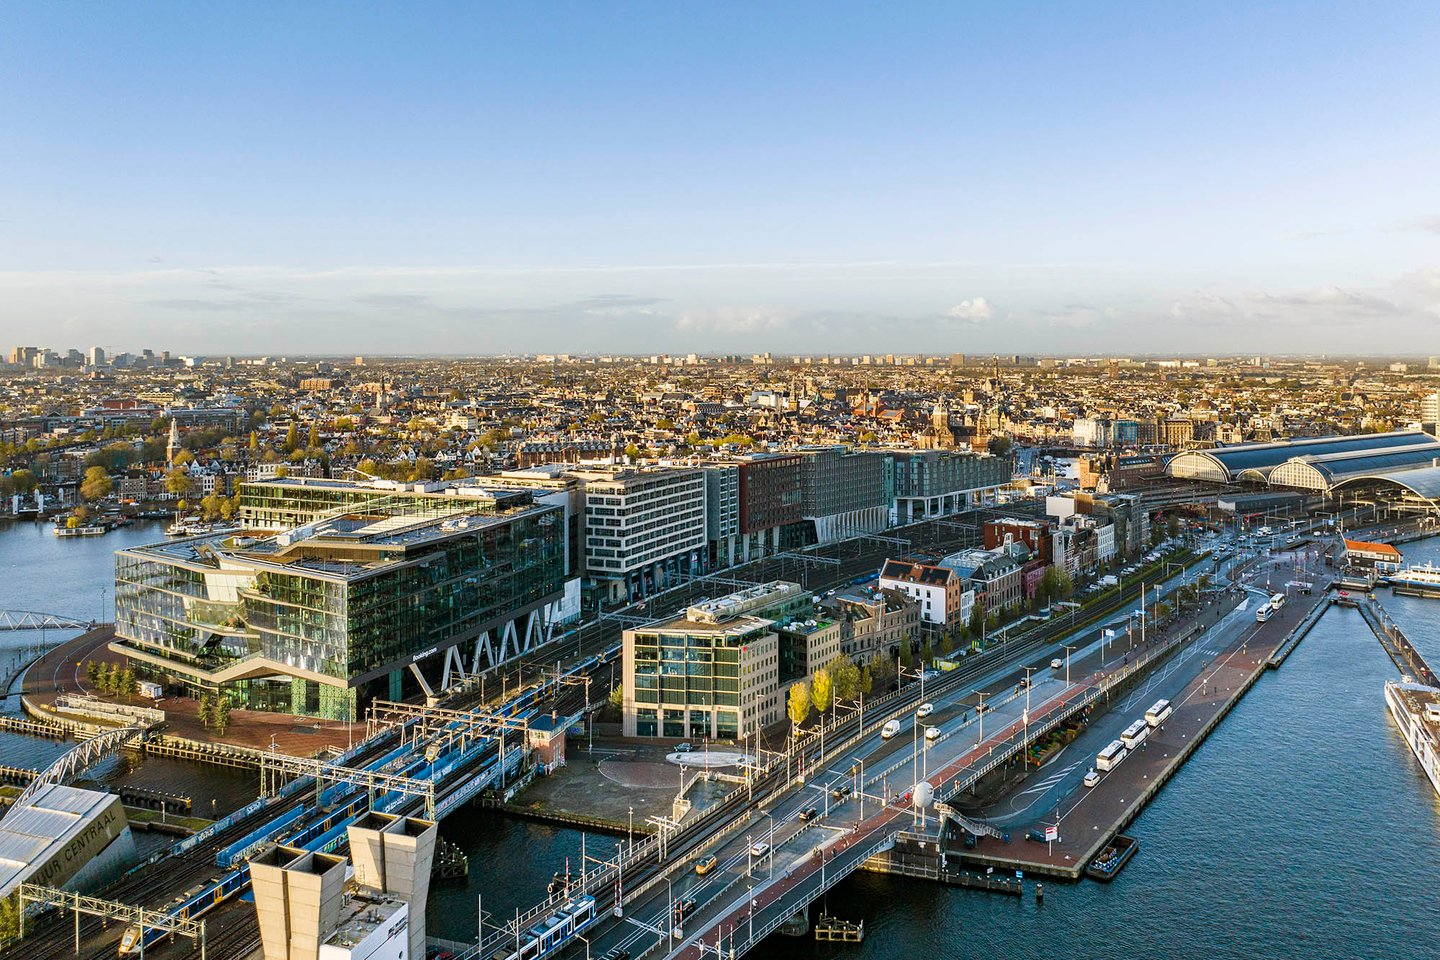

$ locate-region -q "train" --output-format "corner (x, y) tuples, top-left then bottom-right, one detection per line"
(490, 894), (598, 960)
(117, 636), (621, 956)
(117, 868), (250, 954)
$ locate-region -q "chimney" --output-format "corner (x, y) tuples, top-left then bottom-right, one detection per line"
(347, 812), (438, 960)
(249, 846), (347, 960)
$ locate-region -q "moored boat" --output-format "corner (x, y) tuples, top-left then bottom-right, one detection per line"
(1085, 833), (1139, 881)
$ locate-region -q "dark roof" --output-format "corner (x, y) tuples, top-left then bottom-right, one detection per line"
(1170, 431), (1434, 480)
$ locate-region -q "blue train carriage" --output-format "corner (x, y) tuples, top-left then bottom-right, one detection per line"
(118, 868), (250, 955)
(491, 894), (598, 960)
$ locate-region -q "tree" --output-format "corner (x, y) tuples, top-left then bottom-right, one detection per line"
(308, 422), (320, 449)
(898, 634), (914, 669)
(101, 662), (118, 696)
(1038, 565), (1074, 609)
(826, 654), (862, 702)
(810, 667), (833, 716)
(198, 693), (214, 729)
(214, 696), (231, 735)
(248, 431), (259, 451)
(118, 668), (137, 700)
(919, 640), (935, 670)
(607, 685), (624, 710)
(623, 443), (642, 461)
(284, 423), (299, 452)
(85, 660), (100, 690)
(164, 468), (193, 498)
(860, 664), (874, 696)
(80, 466), (113, 501)
(787, 681), (811, 729)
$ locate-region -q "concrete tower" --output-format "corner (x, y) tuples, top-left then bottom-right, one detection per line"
(346, 812), (437, 960)
(249, 846), (348, 960)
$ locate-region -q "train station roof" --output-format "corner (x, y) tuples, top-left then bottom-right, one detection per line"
(1333, 464), (1440, 503)
(1166, 431), (1437, 485)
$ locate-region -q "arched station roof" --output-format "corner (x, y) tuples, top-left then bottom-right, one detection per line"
(1332, 465), (1440, 504)
(1165, 431), (1436, 484)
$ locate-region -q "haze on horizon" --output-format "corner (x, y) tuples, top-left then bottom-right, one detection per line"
(2, 2), (1438, 357)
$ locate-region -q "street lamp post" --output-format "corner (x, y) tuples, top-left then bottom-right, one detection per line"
(1063, 644), (1076, 686)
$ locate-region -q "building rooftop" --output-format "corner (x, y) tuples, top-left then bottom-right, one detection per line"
(0, 784), (124, 897)
(324, 891), (407, 953)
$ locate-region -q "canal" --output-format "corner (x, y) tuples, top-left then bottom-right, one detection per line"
(5, 522), (1439, 958)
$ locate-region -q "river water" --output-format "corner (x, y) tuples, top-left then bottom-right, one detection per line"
(0, 519), (258, 819)
(5, 523), (1439, 958)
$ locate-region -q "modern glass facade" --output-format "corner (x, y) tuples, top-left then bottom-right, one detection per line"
(113, 484), (564, 719)
(627, 625), (759, 739)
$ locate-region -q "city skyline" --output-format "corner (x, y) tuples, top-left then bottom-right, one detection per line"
(3, 3), (1438, 353)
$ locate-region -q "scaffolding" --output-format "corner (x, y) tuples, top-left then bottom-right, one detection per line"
(18, 882), (207, 960)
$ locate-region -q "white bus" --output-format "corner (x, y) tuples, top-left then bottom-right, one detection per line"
(1145, 699), (1173, 727)
(1270, 592), (1286, 610)
(1096, 740), (1128, 771)
(1120, 719), (1149, 750)
(1255, 602), (1273, 623)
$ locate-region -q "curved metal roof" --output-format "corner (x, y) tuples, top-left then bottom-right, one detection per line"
(1303, 442), (1440, 483)
(1165, 431), (1435, 482)
(1333, 465), (1440, 501)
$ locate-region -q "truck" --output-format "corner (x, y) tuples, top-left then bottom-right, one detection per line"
(137, 680), (164, 700)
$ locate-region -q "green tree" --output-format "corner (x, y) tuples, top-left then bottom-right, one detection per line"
(0, 892), (20, 942)
(248, 431), (259, 451)
(787, 681), (811, 729)
(860, 664), (874, 696)
(101, 662), (118, 696)
(919, 640), (935, 669)
(85, 660), (101, 690)
(118, 668), (137, 700)
(810, 667), (833, 716)
(826, 654), (862, 702)
(623, 443), (642, 461)
(898, 634), (914, 670)
(308, 422), (320, 449)
(607, 684), (624, 710)
(198, 694), (214, 729)
(214, 696), (231, 735)
(284, 423), (299, 452)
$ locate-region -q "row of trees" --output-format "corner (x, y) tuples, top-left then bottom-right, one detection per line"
(787, 653), (875, 729)
(85, 660), (139, 699)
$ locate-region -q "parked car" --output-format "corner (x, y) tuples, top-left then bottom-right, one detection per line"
(675, 742), (693, 753)
(1083, 769), (1100, 788)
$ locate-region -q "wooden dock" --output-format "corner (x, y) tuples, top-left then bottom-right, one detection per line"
(860, 850), (1024, 895)
(815, 915), (864, 942)
(142, 735), (265, 769)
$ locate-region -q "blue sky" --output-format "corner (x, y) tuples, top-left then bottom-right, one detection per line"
(2, 2), (1438, 355)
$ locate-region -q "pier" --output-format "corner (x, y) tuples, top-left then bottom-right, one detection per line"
(960, 588), (1329, 880)
(1357, 597), (1438, 685)
(1267, 593), (1334, 668)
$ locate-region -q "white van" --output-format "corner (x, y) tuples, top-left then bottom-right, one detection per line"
(881, 719), (902, 740)
(924, 725), (941, 742)
(915, 702), (934, 719)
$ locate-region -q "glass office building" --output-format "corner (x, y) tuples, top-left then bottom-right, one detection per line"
(113, 480), (564, 719)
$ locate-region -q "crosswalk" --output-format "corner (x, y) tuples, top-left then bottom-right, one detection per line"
(1012, 760), (1084, 798)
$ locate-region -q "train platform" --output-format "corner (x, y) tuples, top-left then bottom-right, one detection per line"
(21, 627), (365, 758)
(956, 586), (1327, 880)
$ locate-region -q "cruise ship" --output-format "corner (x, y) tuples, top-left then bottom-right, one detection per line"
(1384, 679), (1440, 798)
(1384, 563), (1440, 598)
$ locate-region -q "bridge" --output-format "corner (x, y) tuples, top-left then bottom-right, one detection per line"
(0, 610), (96, 632)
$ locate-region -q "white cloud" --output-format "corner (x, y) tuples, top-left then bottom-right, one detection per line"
(946, 298), (993, 323)
(674, 308), (785, 334)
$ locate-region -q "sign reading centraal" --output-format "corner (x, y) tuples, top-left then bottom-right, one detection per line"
(25, 797), (126, 890)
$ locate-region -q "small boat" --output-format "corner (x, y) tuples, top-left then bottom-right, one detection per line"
(1085, 833), (1139, 882)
